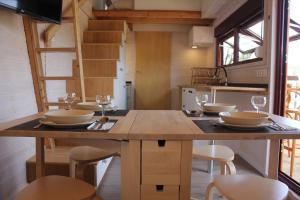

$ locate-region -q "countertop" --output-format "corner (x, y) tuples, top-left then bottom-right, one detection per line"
(178, 83), (268, 92)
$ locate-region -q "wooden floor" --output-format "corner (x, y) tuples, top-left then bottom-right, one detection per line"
(97, 155), (260, 200)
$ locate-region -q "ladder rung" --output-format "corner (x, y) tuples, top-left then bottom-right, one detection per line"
(40, 76), (77, 80)
(35, 47), (76, 52)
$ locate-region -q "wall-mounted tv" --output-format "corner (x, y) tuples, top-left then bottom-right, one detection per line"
(0, 0), (63, 24)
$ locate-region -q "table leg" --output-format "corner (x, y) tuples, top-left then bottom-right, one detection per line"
(121, 140), (141, 200)
(180, 141), (193, 200)
(35, 137), (45, 178)
(268, 139), (280, 179)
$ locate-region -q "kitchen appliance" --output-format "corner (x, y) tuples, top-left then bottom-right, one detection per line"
(182, 88), (198, 111)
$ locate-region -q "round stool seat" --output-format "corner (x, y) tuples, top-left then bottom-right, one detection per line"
(193, 145), (234, 162)
(70, 146), (117, 163)
(212, 175), (289, 200)
(15, 175), (96, 200)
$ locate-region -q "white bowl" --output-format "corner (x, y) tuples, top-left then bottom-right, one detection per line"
(203, 103), (236, 113)
(44, 110), (95, 124)
(219, 111), (269, 126)
(76, 102), (101, 111)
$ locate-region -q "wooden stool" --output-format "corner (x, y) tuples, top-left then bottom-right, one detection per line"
(15, 175), (103, 200)
(70, 146), (118, 180)
(205, 175), (289, 200)
(193, 145), (236, 175)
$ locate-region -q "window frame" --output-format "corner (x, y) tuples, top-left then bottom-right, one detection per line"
(216, 14), (264, 67)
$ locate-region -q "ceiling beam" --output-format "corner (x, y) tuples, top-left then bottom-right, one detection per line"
(93, 10), (214, 25)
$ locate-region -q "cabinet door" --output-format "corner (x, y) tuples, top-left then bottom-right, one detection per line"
(142, 141), (181, 185)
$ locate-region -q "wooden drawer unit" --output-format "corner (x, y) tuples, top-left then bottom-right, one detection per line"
(141, 185), (179, 200)
(142, 140), (181, 185)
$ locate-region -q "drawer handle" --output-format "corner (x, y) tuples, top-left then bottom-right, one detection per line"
(157, 140), (166, 147)
(156, 185), (164, 192)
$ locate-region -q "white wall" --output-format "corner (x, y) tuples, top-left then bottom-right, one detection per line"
(124, 24), (213, 110)
(134, 0), (202, 11)
(211, 0), (279, 176)
(0, 7), (37, 200)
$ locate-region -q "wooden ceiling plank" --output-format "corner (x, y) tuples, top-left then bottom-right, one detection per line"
(93, 10), (214, 26)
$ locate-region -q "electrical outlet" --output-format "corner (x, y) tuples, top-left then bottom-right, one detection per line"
(256, 69), (268, 78)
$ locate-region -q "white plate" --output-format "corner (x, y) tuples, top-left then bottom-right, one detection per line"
(44, 109), (95, 124)
(39, 118), (96, 128)
(219, 111), (269, 126)
(76, 102), (101, 111)
(203, 103), (236, 112)
(77, 102), (115, 112)
(217, 119), (271, 130)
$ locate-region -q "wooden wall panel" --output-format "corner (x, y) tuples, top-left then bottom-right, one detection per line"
(135, 32), (171, 110)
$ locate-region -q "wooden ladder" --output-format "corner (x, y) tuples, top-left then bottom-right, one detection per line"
(23, 0), (86, 111)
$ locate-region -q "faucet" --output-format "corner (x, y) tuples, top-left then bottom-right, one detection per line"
(213, 66), (228, 86)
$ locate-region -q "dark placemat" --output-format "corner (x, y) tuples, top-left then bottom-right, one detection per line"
(7, 119), (118, 132)
(95, 110), (129, 116)
(182, 110), (219, 118)
(193, 120), (280, 133)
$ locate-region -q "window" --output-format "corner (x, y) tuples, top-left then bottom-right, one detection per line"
(217, 17), (264, 67)
(221, 36), (234, 65)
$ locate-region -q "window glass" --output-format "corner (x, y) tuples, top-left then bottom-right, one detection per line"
(239, 20), (264, 62)
(222, 36), (234, 65)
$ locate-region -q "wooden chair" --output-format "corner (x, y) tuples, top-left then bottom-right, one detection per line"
(205, 175), (289, 200)
(284, 85), (300, 177)
(69, 146), (119, 181)
(15, 175), (103, 200)
(193, 145), (236, 175)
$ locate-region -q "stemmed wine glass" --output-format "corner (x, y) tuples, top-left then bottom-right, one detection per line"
(64, 93), (76, 110)
(251, 96), (267, 113)
(96, 95), (111, 117)
(195, 93), (209, 111)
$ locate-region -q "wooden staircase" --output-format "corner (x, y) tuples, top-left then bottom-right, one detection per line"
(67, 19), (127, 101)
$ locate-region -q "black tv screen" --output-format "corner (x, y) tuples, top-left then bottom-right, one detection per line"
(0, 0), (62, 24)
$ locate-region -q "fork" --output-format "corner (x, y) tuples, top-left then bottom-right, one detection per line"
(268, 118), (287, 131)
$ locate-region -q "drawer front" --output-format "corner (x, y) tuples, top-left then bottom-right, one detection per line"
(142, 141), (181, 185)
(141, 185), (179, 200)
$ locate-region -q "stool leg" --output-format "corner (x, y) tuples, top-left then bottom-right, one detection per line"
(205, 182), (215, 200)
(220, 162), (226, 175)
(70, 159), (77, 178)
(75, 163), (87, 180)
(226, 161), (236, 175)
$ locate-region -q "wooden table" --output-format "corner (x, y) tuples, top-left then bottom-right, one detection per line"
(1, 110), (300, 200)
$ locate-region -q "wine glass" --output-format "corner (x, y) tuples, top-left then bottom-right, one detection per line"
(251, 96), (267, 113)
(96, 95), (111, 117)
(65, 93), (76, 110)
(195, 93), (209, 111)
